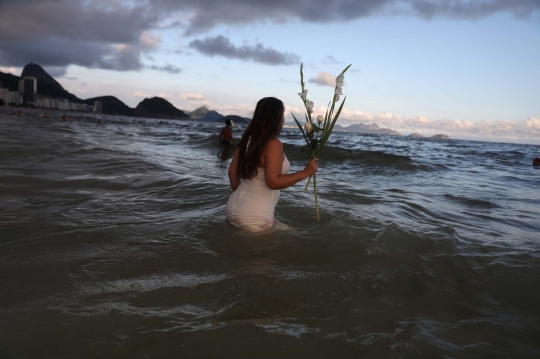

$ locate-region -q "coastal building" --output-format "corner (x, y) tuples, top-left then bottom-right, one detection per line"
(0, 87), (7, 105)
(94, 101), (102, 113)
(7, 91), (22, 105)
(56, 99), (69, 111)
(38, 96), (53, 109)
(18, 77), (37, 106)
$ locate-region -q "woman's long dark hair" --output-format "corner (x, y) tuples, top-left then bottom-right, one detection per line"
(237, 97), (284, 179)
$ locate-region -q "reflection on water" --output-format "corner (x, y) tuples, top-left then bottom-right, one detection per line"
(218, 142), (236, 163)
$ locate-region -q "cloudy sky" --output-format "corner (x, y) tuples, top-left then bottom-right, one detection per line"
(1, 0), (539, 144)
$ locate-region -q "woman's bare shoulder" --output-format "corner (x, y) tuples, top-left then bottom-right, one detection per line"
(266, 137), (283, 152)
(261, 138), (283, 167)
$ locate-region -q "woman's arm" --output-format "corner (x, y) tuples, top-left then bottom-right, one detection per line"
(264, 139), (318, 190)
(228, 148), (241, 191)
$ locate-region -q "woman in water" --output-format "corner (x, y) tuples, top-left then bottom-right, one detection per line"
(226, 97), (318, 232)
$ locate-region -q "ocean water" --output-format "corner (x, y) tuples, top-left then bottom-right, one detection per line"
(1, 113), (539, 358)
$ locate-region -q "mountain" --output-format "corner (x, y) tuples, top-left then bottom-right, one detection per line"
(216, 115), (251, 124)
(189, 106), (224, 122)
(134, 97), (189, 119)
(431, 134), (450, 140)
(83, 96), (134, 116)
(21, 63), (83, 103)
(0, 71), (20, 91)
(333, 123), (401, 136)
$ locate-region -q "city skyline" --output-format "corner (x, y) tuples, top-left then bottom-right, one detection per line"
(0, 0), (539, 144)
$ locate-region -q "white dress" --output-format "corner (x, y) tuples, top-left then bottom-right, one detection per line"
(226, 155), (291, 232)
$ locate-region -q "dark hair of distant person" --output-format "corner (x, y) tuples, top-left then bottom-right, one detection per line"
(225, 119), (232, 127)
(236, 97), (284, 180)
(533, 157), (540, 166)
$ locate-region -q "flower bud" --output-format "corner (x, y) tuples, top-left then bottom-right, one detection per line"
(317, 115), (324, 123)
(304, 121), (312, 132)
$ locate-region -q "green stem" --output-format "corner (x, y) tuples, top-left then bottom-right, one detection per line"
(313, 173), (320, 221)
(304, 149), (316, 193)
(304, 175), (312, 193)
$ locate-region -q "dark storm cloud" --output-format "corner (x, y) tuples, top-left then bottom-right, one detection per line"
(43, 66), (69, 78)
(0, 0), (538, 71)
(0, 0), (155, 72)
(189, 36), (300, 65)
(153, 0), (540, 34)
(410, 0), (540, 20)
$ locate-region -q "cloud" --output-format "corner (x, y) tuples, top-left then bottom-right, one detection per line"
(154, 0), (540, 34)
(180, 93), (205, 100)
(148, 63), (182, 74)
(0, 66), (19, 74)
(0, 0), (157, 72)
(309, 71), (336, 87)
(1, 0), (538, 73)
(134, 91), (153, 98)
(157, 92), (173, 99)
(139, 31), (162, 49)
(189, 36), (300, 65)
(287, 105), (540, 144)
(134, 91), (173, 99)
(43, 66), (68, 78)
(323, 55), (343, 64)
(210, 103), (254, 117)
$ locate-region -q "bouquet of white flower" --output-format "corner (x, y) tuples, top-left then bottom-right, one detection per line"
(292, 62), (351, 221)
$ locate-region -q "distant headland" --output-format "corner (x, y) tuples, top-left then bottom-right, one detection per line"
(0, 62), (250, 123)
(0, 62), (449, 137)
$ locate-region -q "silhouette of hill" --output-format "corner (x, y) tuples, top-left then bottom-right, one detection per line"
(284, 121), (401, 135)
(431, 134), (450, 140)
(83, 96), (134, 116)
(134, 97), (188, 119)
(0, 71), (20, 91)
(21, 63), (83, 103)
(333, 123), (401, 136)
(0, 63), (244, 121)
(189, 106), (224, 122)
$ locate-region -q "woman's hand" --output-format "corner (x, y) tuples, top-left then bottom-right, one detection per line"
(303, 158), (319, 176)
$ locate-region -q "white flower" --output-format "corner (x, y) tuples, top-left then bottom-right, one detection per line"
(334, 87), (343, 95)
(304, 121), (312, 132)
(336, 74), (344, 87)
(298, 89), (308, 101)
(306, 100), (314, 114)
(334, 94), (340, 102)
(317, 115), (324, 123)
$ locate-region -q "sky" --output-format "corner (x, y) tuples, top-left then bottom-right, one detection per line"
(0, 0), (539, 144)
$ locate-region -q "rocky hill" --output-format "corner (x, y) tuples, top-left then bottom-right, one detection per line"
(134, 97), (189, 119)
(20, 63), (83, 103)
(333, 123), (401, 136)
(83, 96), (134, 116)
(0, 71), (20, 92)
(0, 62), (248, 121)
(431, 134), (450, 140)
(189, 106), (224, 122)
(0, 64), (83, 103)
